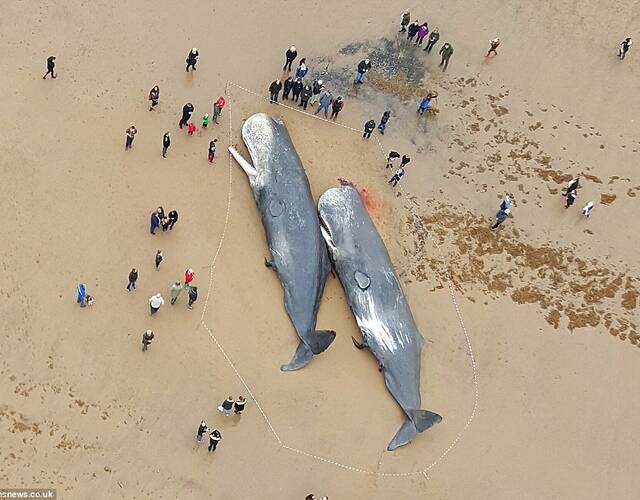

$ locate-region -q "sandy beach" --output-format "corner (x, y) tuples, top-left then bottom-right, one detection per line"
(1, 1), (639, 498)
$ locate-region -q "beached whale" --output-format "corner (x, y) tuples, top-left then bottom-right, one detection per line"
(318, 185), (441, 450)
(229, 113), (335, 371)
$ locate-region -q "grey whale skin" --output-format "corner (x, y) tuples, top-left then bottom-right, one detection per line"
(318, 185), (441, 450)
(228, 113), (335, 371)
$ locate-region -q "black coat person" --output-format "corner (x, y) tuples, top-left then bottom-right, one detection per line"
(43, 56), (56, 79)
(283, 77), (294, 99)
(291, 78), (303, 102)
(167, 210), (178, 230)
(179, 103), (194, 128)
(283, 46), (297, 71)
(186, 48), (199, 71)
(299, 85), (312, 110)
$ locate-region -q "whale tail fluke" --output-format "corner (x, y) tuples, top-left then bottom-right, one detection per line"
(409, 409), (442, 433)
(387, 410), (442, 451)
(307, 329), (336, 355)
(280, 331), (336, 372)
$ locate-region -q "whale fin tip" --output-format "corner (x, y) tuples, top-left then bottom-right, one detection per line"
(387, 410), (442, 451)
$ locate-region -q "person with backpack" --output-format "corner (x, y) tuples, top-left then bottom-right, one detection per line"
(295, 58), (308, 79)
(310, 79), (324, 104)
(208, 139), (218, 163)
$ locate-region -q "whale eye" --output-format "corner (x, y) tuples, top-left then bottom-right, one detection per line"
(269, 199), (285, 217)
(354, 271), (370, 290)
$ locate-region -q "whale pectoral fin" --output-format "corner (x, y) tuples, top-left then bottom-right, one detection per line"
(281, 341), (314, 371)
(387, 410), (442, 451)
(228, 146), (258, 179)
(307, 330), (336, 355)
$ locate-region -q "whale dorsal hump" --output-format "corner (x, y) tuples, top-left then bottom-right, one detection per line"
(354, 271), (371, 290)
(269, 198), (285, 217)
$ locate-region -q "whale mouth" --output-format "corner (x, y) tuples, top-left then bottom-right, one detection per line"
(318, 213), (336, 252)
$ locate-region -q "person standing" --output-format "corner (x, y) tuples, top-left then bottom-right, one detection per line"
(314, 90), (333, 118)
(291, 78), (303, 102)
(386, 151), (400, 168)
(424, 28), (440, 53)
(363, 120), (375, 139)
(354, 58), (372, 84)
(234, 396), (246, 415)
(212, 96), (226, 124)
(188, 286), (198, 309)
(126, 268), (138, 291)
(179, 102), (194, 129)
(283, 77), (294, 100)
(125, 125), (137, 150)
(491, 208), (510, 229)
(310, 79), (324, 105)
(269, 79), (282, 103)
(208, 430), (222, 452)
(487, 38), (500, 56)
(149, 85), (160, 110)
(330, 96), (344, 120)
(142, 330), (154, 352)
(388, 168), (405, 187)
(208, 139), (218, 163)
(378, 111), (390, 134)
(400, 155), (411, 168)
(167, 210), (178, 231)
(218, 396), (235, 416)
(295, 58), (308, 79)
(202, 113), (210, 129)
(162, 132), (170, 158)
(184, 268), (195, 287)
(43, 56), (56, 79)
(415, 23), (429, 45)
(149, 293), (165, 315)
(582, 201), (594, 218)
(299, 84), (312, 110)
(170, 282), (182, 305)
(407, 21), (420, 42)
(283, 46), (297, 71)
(77, 283), (86, 306)
(565, 177), (580, 195)
(439, 43), (454, 71)
(155, 250), (163, 270)
(399, 10), (410, 32)
(618, 37), (633, 60)
(565, 191), (577, 209)
(187, 122), (196, 136)
(500, 194), (511, 211)
(196, 420), (208, 443)
(150, 211), (160, 235)
(186, 48), (199, 71)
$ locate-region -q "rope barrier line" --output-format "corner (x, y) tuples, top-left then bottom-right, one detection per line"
(197, 80), (479, 478)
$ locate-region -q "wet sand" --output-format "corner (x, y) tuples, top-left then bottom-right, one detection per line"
(1, 1), (639, 499)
